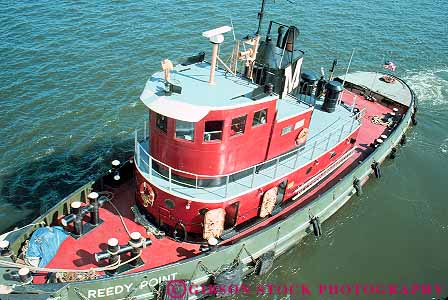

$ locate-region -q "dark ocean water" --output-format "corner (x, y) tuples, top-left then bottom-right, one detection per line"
(1, 0), (447, 297)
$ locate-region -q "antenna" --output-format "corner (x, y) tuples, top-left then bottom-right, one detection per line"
(329, 59), (338, 81)
(256, 0), (267, 35)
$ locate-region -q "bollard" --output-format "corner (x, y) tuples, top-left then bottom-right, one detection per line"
(128, 232), (143, 267)
(0, 240), (12, 257)
(88, 192), (100, 226)
(112, 160), (121, 181)
(95, 235), (152, 274)
(18, 267), (33, 284)
(71, 201), (83, 237)
(61, 193), (109, 237)
(106, 238), (120, 275)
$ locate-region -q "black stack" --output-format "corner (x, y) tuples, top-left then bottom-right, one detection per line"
(323, 81), (343, 113)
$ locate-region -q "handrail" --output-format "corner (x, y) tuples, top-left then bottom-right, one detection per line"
(135, 110), (362, 197)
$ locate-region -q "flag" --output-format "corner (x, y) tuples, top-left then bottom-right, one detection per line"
(384, 61), (396, 72)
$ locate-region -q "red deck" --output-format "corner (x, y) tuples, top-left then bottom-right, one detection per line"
(35, 91), (395, 284)
(34, 183), (200, 284)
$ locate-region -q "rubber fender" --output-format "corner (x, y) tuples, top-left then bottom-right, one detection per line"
(214, 262), (244, 297)
(400, 134), (407, 145)
(256, 250), (276, 276)
(371, 162), (381, 178)
(411, 115), (418, 126)
(310, 217), (322, 237)
(389, 147), (397, 159)
(353, 178), (363, 196)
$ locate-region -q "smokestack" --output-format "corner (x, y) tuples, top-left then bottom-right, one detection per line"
(282, 26), (300, 52)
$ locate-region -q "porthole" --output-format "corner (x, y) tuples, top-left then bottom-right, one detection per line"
(164, 199), (175, 209)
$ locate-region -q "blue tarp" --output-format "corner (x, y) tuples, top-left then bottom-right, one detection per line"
(26, 226), (69, 267)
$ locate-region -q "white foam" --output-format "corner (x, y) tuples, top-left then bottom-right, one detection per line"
(403, 68), (448, 106)
(440, 138), (448, 155)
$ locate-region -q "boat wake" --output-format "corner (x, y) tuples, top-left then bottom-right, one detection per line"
(403, 67), (448, 106)
(440, 138), (448, 155)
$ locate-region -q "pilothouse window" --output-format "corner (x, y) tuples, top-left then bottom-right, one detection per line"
(156, 113), (167, 133)
(204, 120), (223, 142)
(252, 109), (267, 127)
(230, 115), (247, 136)
(175, 120), (195, 141)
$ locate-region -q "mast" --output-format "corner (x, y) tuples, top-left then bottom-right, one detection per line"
(256, 0), (267, 35)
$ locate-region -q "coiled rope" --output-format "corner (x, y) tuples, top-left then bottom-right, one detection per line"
(371, 115), (393, 127)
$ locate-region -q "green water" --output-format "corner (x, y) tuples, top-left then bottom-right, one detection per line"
(1, 0), (447, 298)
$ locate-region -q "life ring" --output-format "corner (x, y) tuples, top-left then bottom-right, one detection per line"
(139, 182), (155, 207)
(295, 128), (309, 145)
(203, 208), (226, 240)
(173, 221), (187, 242)
(259, 187), (278, 218)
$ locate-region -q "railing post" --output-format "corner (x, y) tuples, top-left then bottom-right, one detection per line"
(273, 157), (280, 178)
(195, 176), (198, 189)
(148, 156), (152, 180)
(338, 124), (345, 141)
(135, 131), (139, 167)
(311, 140), (317, 159)
(224, 175), (229, 198)
(251, 166), (256, 188)
(143, 119), (147, 140)
(293, 148), (300, 168)
(350, 117), (355, 132)
(325, 132), (332, 150)
(168, 168), (172, 191)
(134, 130), (137, 151)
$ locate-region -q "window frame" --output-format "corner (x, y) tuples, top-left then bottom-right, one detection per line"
(252, 108), (268, 127)
(175, 120), (195, 142)
(281, 125), (292, 136)
(155, 113), (168, 134)
(203, 120), (224, 142)
(230, 114), (247, 137)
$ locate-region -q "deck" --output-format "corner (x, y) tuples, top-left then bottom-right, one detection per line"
(38, 87), (396, 282)
(341, 72), (412, 106)
(34, 181), (200, 284)
(140, 62), (311, 121)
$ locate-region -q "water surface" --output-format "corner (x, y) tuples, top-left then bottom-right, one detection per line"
(1, 0), (447, 297)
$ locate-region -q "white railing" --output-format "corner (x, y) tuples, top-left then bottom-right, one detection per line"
(135, 109), (364, 199)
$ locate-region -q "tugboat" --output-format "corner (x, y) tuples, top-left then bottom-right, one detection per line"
(0, 1), (416, 299)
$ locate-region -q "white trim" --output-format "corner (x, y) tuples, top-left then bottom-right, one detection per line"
(141, 89), (278, 117)
(275, 106), (314, 123)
